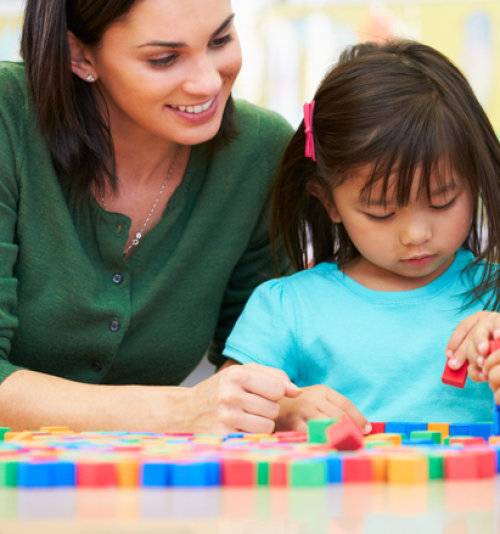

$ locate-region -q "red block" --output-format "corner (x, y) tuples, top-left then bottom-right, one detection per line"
(326, 416), (363, 451)
(489, 340), (500, 354)
(270, 461), (288, 486)
(274, 432), (308, 443)
(221, 458), (255, 486)
(465, 449), (496, 478)
(343, 456), (373, 482)
(444, 454), (478, 480)
(441, 358), (467, 388)
(77, 462), (118, 487)
(368, 422), (386, 435)
(449, 438), (485, 447)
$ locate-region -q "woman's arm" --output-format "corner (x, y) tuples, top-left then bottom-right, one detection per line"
(0, 364), (301, 433)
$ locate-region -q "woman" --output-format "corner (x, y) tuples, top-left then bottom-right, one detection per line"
(0, 0), (366, 434)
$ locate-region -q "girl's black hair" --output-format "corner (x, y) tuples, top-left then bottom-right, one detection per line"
(21, 0), (236, 199)
(272, 39), (500, 309)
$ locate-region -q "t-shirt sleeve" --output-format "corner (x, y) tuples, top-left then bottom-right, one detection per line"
(0, 69), (25, 383)
(222, 279), (300, 382)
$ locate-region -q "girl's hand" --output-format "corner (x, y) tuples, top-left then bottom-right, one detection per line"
(446, 311), (500, 382)
(274, 384), (371, 435)
(181, 362), (302, 435)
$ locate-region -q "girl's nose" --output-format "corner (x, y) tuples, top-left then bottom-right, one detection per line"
(400, 215), (432, 246)
(183, 54), (222, 97)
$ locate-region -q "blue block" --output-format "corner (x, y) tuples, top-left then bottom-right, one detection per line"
(18, 462), (53, 488)
(402, 439), (435, 446)
(170, 462), (215, 487)
(449, 423), (470, 437)
(141, 463), (170, 486)
(326, 456), (342, 483)
(225, 433), (245, 439)
(470, 423), (493, 440)
(495, 403), (500, 412)
(405, 423), (427, 436)
(385, 422), (407, 436)
(53, 462), (76, 487)
(205, 461), (221, 486)
(495, 412), (500, 436)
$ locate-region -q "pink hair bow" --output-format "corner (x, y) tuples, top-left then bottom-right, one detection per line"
(303, 101), (316, 162)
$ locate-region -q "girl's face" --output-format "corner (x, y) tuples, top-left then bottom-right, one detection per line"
(324, 164), (474, 290)
(87, 0), (242, 146)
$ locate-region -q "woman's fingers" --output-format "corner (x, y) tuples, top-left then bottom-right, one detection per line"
(243, 363), (302, 398)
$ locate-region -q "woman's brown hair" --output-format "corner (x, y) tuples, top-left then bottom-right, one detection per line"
(272, 40), (500, 309)
(21, 0), (236, 199)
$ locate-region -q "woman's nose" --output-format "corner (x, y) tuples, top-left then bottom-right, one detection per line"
(183, 54), (222, 97)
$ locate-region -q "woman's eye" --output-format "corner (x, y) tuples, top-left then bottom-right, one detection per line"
(212, 34), (232, 48)
(431, 197), (457, 210)
(366, 212), (394, 221)
(149, 55), (177, 68)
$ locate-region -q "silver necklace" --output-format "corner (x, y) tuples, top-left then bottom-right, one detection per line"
(101, 148), (180, 258)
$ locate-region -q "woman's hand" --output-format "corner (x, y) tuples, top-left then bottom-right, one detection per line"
(274, 384), (371, 435)
(179, 362), (302, 435)
(446, 311), (500, 383)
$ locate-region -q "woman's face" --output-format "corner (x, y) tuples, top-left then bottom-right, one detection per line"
(88, 0), (242, 146)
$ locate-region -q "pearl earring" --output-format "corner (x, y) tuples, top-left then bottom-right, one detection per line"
(86, 74), (95, 83)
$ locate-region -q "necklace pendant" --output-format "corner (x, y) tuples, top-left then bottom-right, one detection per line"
(131, 238), (140, 246)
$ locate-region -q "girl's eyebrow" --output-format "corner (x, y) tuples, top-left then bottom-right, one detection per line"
(430, 180), (457, 197)
(137, 14), (235, 49)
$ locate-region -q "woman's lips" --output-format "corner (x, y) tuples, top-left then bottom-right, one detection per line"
(167, 93), (220, 124)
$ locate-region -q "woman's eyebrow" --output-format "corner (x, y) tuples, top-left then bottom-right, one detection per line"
(137, 14), (235, 49)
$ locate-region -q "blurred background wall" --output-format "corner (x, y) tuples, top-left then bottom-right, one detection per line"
(1, 0), (499, 384)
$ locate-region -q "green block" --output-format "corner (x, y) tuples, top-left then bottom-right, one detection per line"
(257, 461), (269, 486)
(410, 431), (441, 444)
(290, 460), (327, 487)
(426, 454), (444, 479)
(0, 428), (9, 441)
(0, 461), (18, 487)
(307, 418), (338, 444)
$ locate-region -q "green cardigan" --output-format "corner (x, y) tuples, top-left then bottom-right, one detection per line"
(0, 62), (293, 386)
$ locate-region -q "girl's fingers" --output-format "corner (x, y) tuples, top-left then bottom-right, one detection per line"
(446, 312), (483, 355)
(483, 350), (500, 374)
(468, 363), (486, 382)
(325, 389), (370, 434)
(489, 365), (500, 395)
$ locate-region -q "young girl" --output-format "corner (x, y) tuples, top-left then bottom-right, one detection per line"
(220, 40), (500, 432)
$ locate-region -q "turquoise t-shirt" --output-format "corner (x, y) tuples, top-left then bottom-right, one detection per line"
(223, 249), (494, 423)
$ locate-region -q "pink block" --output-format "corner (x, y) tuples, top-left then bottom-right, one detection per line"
(326, 416), (363, 451)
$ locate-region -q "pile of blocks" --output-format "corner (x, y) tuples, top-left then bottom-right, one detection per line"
(0, 415), (499, 489)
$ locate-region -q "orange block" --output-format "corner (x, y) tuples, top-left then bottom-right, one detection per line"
(365, 433), (402, 446)
(116, 459), (139, 487)
(4, 431), (33, 442)
(40, 427), (70, 433)
(428, 423), (449, 442)
(387, 455), (429, 484)
(369, 454), (388, 481)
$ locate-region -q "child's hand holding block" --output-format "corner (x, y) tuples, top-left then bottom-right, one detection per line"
(442, 358), (468, 388)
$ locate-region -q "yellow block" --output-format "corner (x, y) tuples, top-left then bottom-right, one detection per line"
(40, 427), (70, 433)
(365, 433), (402, 446)
(4, 431), (33, 442)
(116, 460), (139, 488)
(489, 436), (500, 445)
(387, 455), (429, 484)
(427, 423), (449, 441)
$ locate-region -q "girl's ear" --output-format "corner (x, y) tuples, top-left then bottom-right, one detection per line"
(306, 182), (342, 223)
(68, 31), (98, 82)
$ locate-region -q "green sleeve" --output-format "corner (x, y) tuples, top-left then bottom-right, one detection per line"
(0, 69), (27, 383)
(207, 112), (294, 369)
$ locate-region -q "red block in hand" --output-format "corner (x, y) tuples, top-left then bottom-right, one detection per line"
(326, 416), (363, 451)
(489, 340), (500, 355)
(442, 358), (467, 388)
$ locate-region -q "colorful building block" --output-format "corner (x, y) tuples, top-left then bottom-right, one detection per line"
(221, 458), (255, 486)
(410, 431), (442, 445)
(428, 423), (449, 441)
(444, 453), (477, 480)
(289, 459), (327, 486)
(307, 418), (338, 444)
(470, 423), (494, 440)
(368, 422), (386, 435)
(387, 455), (428, 484)
(449, 423), (471, 436)
(342, 456), (373, 482)
(442, 358), (467, 388)
(385, 422), (407, 436)
(326, 417), (363, 451)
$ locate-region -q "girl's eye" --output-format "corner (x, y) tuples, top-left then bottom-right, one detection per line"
(211, 34), (232, 48)
(149, 55), (177, 68)
(431, 197), (457, 211)
(366, 212), (394, 221)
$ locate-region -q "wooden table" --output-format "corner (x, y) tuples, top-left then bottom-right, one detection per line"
(0, 478), (498, 533)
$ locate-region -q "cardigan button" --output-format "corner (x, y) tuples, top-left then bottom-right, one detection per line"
(91, 361), (103, 372)
(110, 320), (120, 332)
(112, 273), (123, 285)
